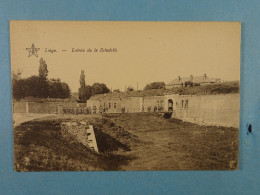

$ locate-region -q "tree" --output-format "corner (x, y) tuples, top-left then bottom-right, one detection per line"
(126, 86), (134, 92)
(48, 78), (71, 98)
(91, 83), (110, 95)
(12, 59), (71, 100)
(78, 70), (87, 103)
(38, 58), (49, 97)
(24, 76), (41, 97)
(12, 70), (24, 100)
(12, 69), (22, 83)
(113, 89), (121, 93)
(60, 82), (71, 98)
(144, 82), (165, 90)
(39, 58), (48, 79)
(85, 85), (92, 100)
(184, 81), (193, 87)
(12, 70), (22, 100)
(13, 75), (41, 99)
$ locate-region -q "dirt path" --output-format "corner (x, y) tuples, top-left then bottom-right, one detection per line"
(13, 113), (56, 127)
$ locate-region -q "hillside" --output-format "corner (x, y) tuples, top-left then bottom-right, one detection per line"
(89, 81), (239, 100)
(13, 115), (139, 171)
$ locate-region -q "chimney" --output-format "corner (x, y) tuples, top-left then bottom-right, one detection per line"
(178, 76), (181, 81)
(204, 74), (207, 79)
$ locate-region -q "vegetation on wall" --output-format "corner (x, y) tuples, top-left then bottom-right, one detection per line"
(126, 86), (134, 92)
(144, 82), (165, 90)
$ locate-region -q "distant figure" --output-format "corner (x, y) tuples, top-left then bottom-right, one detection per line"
(93, 106), (96, 114)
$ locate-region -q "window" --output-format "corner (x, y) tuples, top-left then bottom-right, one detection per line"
(181, 100), (184, 108)
(160, 100), (163, 106)
(114, 103), (116, 108)
(109, 103), (111, 109)
(185, 99), (188, 108)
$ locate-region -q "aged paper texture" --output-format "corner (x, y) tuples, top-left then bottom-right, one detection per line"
(10, 21), (240, 171)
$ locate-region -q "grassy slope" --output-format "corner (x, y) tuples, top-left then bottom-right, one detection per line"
(90, 81), (239, 100)
(13, 113), (239, 171)
(13, 115), (137, 171)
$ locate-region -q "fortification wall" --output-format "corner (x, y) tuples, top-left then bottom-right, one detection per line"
(143, 96), (164, 112)
(87, 97), (143, 113)
(166, 93), (239, 128)
(13, 102), (27, 113)
(120, 97), (142, 113)
(13, 102), (77, 114)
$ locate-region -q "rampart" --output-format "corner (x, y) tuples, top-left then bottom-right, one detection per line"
(165, 93), (239, 128)
(13, 93), (239, 128)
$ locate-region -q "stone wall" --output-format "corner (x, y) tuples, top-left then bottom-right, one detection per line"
(87, 97), (143, 113)
(143, 96), (164, 112)
(165, 93), (239, 128)
(13, 102), (77, 114)
(61, 121), (98, 152)
(120, 97), (142, 113)
(87, 96), (165, 113)
(13, 102), (27, 113)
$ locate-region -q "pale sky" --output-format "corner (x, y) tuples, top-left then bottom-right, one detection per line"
(10, 21), (241, 92)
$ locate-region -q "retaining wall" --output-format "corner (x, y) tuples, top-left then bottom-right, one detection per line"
(13, 102), (77, 114)
(165, 93), (239, 128)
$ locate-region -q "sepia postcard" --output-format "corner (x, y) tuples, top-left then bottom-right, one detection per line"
(10, 21), (240, 171)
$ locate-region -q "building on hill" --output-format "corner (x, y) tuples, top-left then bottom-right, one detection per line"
(166, 74), (220, 89)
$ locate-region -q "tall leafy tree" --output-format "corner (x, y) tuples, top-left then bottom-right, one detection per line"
(78, 70), (87, 102)
(39, 58), (48, 79)
(91, 83), (110, 95)
(85, 85), (92, 100)
(60, 82), (71, 98)
(38, 58), (49, 97)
